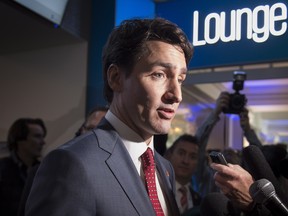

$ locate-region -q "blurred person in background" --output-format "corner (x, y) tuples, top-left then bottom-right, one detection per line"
(18, 107), (108, 216)
(0, 118), (46, 216)
(75, 106), (109, 137)
(165, 134), (202, 215)
(192, 91), (265, 196)
(192, 92), (229, 196)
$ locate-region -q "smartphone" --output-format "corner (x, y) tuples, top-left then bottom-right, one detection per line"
(209, 151), (228, 166)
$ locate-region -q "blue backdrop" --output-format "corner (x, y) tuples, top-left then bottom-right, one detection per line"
(156, 0), (288, 69)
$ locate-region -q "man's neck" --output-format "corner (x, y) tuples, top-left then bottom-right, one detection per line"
(176, 179), (190, 186)
(16, 151), (35, 168)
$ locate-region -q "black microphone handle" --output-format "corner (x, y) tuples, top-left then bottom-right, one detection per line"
(265, 195), (288, 216)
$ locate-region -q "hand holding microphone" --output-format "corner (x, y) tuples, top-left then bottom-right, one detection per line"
(209, 147), (288, 215)
(210, 162), (255, 211)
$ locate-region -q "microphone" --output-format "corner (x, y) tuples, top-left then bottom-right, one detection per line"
(200, 192), (240, 216)
(242, 145), (288, 206)
(249, 179), (288, 216)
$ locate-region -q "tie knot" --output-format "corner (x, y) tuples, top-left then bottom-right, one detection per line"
(179, 186), (187, 195)
(141, 148), (154, 168)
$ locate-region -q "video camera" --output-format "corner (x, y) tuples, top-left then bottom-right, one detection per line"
(223, 71), (247, 114)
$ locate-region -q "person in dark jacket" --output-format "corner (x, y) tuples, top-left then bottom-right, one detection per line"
(165, 134), (202, 215)
(0, 118), (46, 216)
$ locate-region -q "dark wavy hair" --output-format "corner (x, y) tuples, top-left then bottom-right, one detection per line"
(102, 17), (194, 103)
(170, 134), (199, 153)
(7, 118), (47, 151)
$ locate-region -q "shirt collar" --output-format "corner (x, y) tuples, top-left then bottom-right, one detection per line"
(105, 110), (155, 164)
(176, 181), (191, 191)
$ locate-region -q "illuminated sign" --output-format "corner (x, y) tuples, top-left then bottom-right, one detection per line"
(193, 3), (287, 46)
(156, 0), (288, 68)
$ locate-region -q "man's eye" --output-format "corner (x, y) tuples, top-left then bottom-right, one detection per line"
(178, 76), (186, 85)
(33, 134), (44, 139)
(177, 150), (185, 156)
(153, 73), (165, 79)
(190, 154), (198, 160)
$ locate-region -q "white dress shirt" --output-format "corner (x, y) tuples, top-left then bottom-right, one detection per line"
(105, 110), (168, 216)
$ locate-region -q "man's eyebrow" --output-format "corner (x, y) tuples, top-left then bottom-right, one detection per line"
(151, 62), (187, 74)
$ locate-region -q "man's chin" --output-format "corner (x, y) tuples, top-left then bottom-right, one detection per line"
(156, 123), (171, 134)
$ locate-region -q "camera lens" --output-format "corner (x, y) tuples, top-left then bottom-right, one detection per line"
(233, 80), (244, 91)
(231, 94), (246, 109)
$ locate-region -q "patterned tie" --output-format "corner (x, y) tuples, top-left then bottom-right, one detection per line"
(141, 148), (164, 216)
(179, 186), (188, 212)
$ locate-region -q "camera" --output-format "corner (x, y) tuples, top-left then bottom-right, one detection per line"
(223, 71), (247, 114)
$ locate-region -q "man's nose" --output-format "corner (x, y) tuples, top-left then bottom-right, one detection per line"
(164, 81), (182, 103)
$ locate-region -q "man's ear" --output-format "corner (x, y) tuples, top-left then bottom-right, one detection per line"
(107, 64), (123, 92)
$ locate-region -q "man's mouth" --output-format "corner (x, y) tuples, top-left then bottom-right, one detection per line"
(157, 108), (175, 119)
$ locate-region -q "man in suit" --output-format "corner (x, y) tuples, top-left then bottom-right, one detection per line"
(25, 17), (194, 216)
(165, 135), (202, 215)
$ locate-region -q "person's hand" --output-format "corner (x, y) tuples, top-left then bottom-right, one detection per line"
(239, 108), (251, 132)
(213, 92), (230, 116)
(211, 162), (255, 211)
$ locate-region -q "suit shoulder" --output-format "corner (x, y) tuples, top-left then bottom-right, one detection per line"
(45, 128), (117, 161)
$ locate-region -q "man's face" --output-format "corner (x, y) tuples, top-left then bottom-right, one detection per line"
(112, 41), (187, 141)
(169, 141), (199, 185)
(19, 123), (45, 159)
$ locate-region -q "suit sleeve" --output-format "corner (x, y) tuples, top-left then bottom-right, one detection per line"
(193, 112), (220, 196)
(25, 149), (96, 216)
(244, 129), (262, 148)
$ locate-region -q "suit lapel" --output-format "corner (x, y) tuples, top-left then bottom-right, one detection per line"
(107, 143), (155, 215)
(95, 122), (155, 215)
(155, 153), (180, 216)
(96, 120), (179, 215)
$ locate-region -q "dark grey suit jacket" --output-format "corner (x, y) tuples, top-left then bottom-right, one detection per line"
(25, 119), (180, 216)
